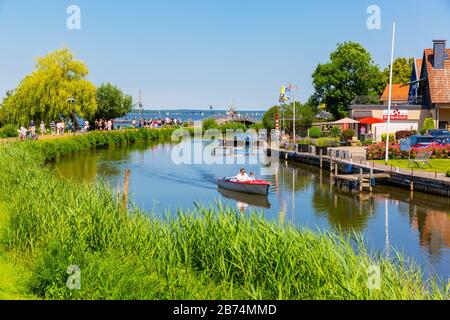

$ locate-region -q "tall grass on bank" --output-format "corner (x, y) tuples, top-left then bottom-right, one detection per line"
(28, 128), (175, 162)
(0, 130), (447, 300)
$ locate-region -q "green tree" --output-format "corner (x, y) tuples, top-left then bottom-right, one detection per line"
(379, 57), (414, 93)
(1, 48), (97, 125)
(312, 42), (382, 119)
(262, 100), (317, 136)
(262, 106), (279, 130)
(94, 83), (133, 121)
(284, 101), (316, 135)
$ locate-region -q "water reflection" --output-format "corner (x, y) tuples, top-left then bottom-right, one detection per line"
(218, 187), (271, 210)
(52, 140), (450, 279)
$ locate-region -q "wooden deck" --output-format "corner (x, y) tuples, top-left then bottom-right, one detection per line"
(333, 173), (391, 192)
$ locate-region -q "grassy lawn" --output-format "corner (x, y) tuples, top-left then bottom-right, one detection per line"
(0, 202), (35, 300)
(376, 159), (450, 174)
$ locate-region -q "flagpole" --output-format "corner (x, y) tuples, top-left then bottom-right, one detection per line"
(385, 21), (396, 164)
(293, 90), (296, 142)
(288, 86), (292, 141)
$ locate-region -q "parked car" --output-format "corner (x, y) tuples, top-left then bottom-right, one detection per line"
(435, 135), (450, 145)
(408, 135), (436, 148)
(428, 129), (450, 137)
(407, 134), (449, 148)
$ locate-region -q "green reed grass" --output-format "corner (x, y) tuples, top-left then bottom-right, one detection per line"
(0, 129), (447, 300)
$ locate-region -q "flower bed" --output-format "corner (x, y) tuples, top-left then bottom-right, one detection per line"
(367, 142), (450, 160)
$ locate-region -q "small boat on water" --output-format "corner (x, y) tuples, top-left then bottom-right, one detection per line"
(217, 178), (271, 196)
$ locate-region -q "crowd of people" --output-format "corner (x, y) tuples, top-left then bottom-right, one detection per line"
(17, 116), (183, 141)
(126, 117), (183, 129)
(94, 119), (114, 131)
(18, 119), (90, 140)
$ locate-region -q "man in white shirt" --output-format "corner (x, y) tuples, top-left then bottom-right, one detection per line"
(235, 168), (251, 182)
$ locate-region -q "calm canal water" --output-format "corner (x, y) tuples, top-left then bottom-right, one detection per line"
(52, 140), (450, 280)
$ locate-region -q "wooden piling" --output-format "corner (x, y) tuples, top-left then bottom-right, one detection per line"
(320, 149), (323, 169)
(122, 168), (131, 210)
(330, 159), (333, 177)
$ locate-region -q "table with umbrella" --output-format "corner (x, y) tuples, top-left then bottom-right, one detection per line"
(357, 117), (385, 141)
(332, 118), (360, 130)
(330, 118), (360, 145)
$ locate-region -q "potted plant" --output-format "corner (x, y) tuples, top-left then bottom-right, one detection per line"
(315, 138), (339, 156)
(341, 129), (355, 146)
(297, 138), (310, 153)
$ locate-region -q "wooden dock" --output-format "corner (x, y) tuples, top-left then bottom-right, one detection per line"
(333, 173), (391, 192)
(271, 147), (450, 197)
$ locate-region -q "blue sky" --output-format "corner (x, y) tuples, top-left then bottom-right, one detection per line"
(1, 0), (449, 110)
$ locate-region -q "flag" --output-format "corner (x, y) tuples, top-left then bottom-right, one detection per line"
(279, 94), (289, 104)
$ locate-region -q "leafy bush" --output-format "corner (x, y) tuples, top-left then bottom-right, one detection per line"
(363, 138), (373, 146)
(202, 118), (218, 130)
(329, 127), (341, 138)
(420, 118), (435, 135)
(315, 138), (340, 147)
(308, 127), (322, 139)
(395, 130), (416, 141)
(0, 124), (18, 138)
(447, 170), (450, 178)
(249, 123), (265, 131)
(295, 137), (339, 147)
(286, 143), (296, 151)
(381, 133), (396, 143)
(296, 138), (311, 145)
(341, 129), (355, 142)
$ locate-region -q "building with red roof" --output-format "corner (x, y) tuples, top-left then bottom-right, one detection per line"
(350, 40), (450, 141)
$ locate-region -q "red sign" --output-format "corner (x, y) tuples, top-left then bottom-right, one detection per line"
(383, 109), (408, 121)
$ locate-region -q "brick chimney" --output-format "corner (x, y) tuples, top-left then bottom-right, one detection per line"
(433, 40), (447, 69)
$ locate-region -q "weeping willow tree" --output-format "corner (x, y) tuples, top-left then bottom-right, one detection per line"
(1, 47), (97, 125)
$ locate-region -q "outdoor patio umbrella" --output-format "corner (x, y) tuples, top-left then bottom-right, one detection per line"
(332, 118), (360, 125)
(332, 118), (359, 130)
(358, 117), (384, 124)
(358, 117), (384, 139)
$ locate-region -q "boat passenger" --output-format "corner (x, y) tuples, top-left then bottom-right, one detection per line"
(249, 172), (256, 181)
(235, 168), (251, 182)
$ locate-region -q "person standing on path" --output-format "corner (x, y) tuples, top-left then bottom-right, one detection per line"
(29, 120), (36, 135)
(50, 121), (56, 136)
(40, 121), (46, 136)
